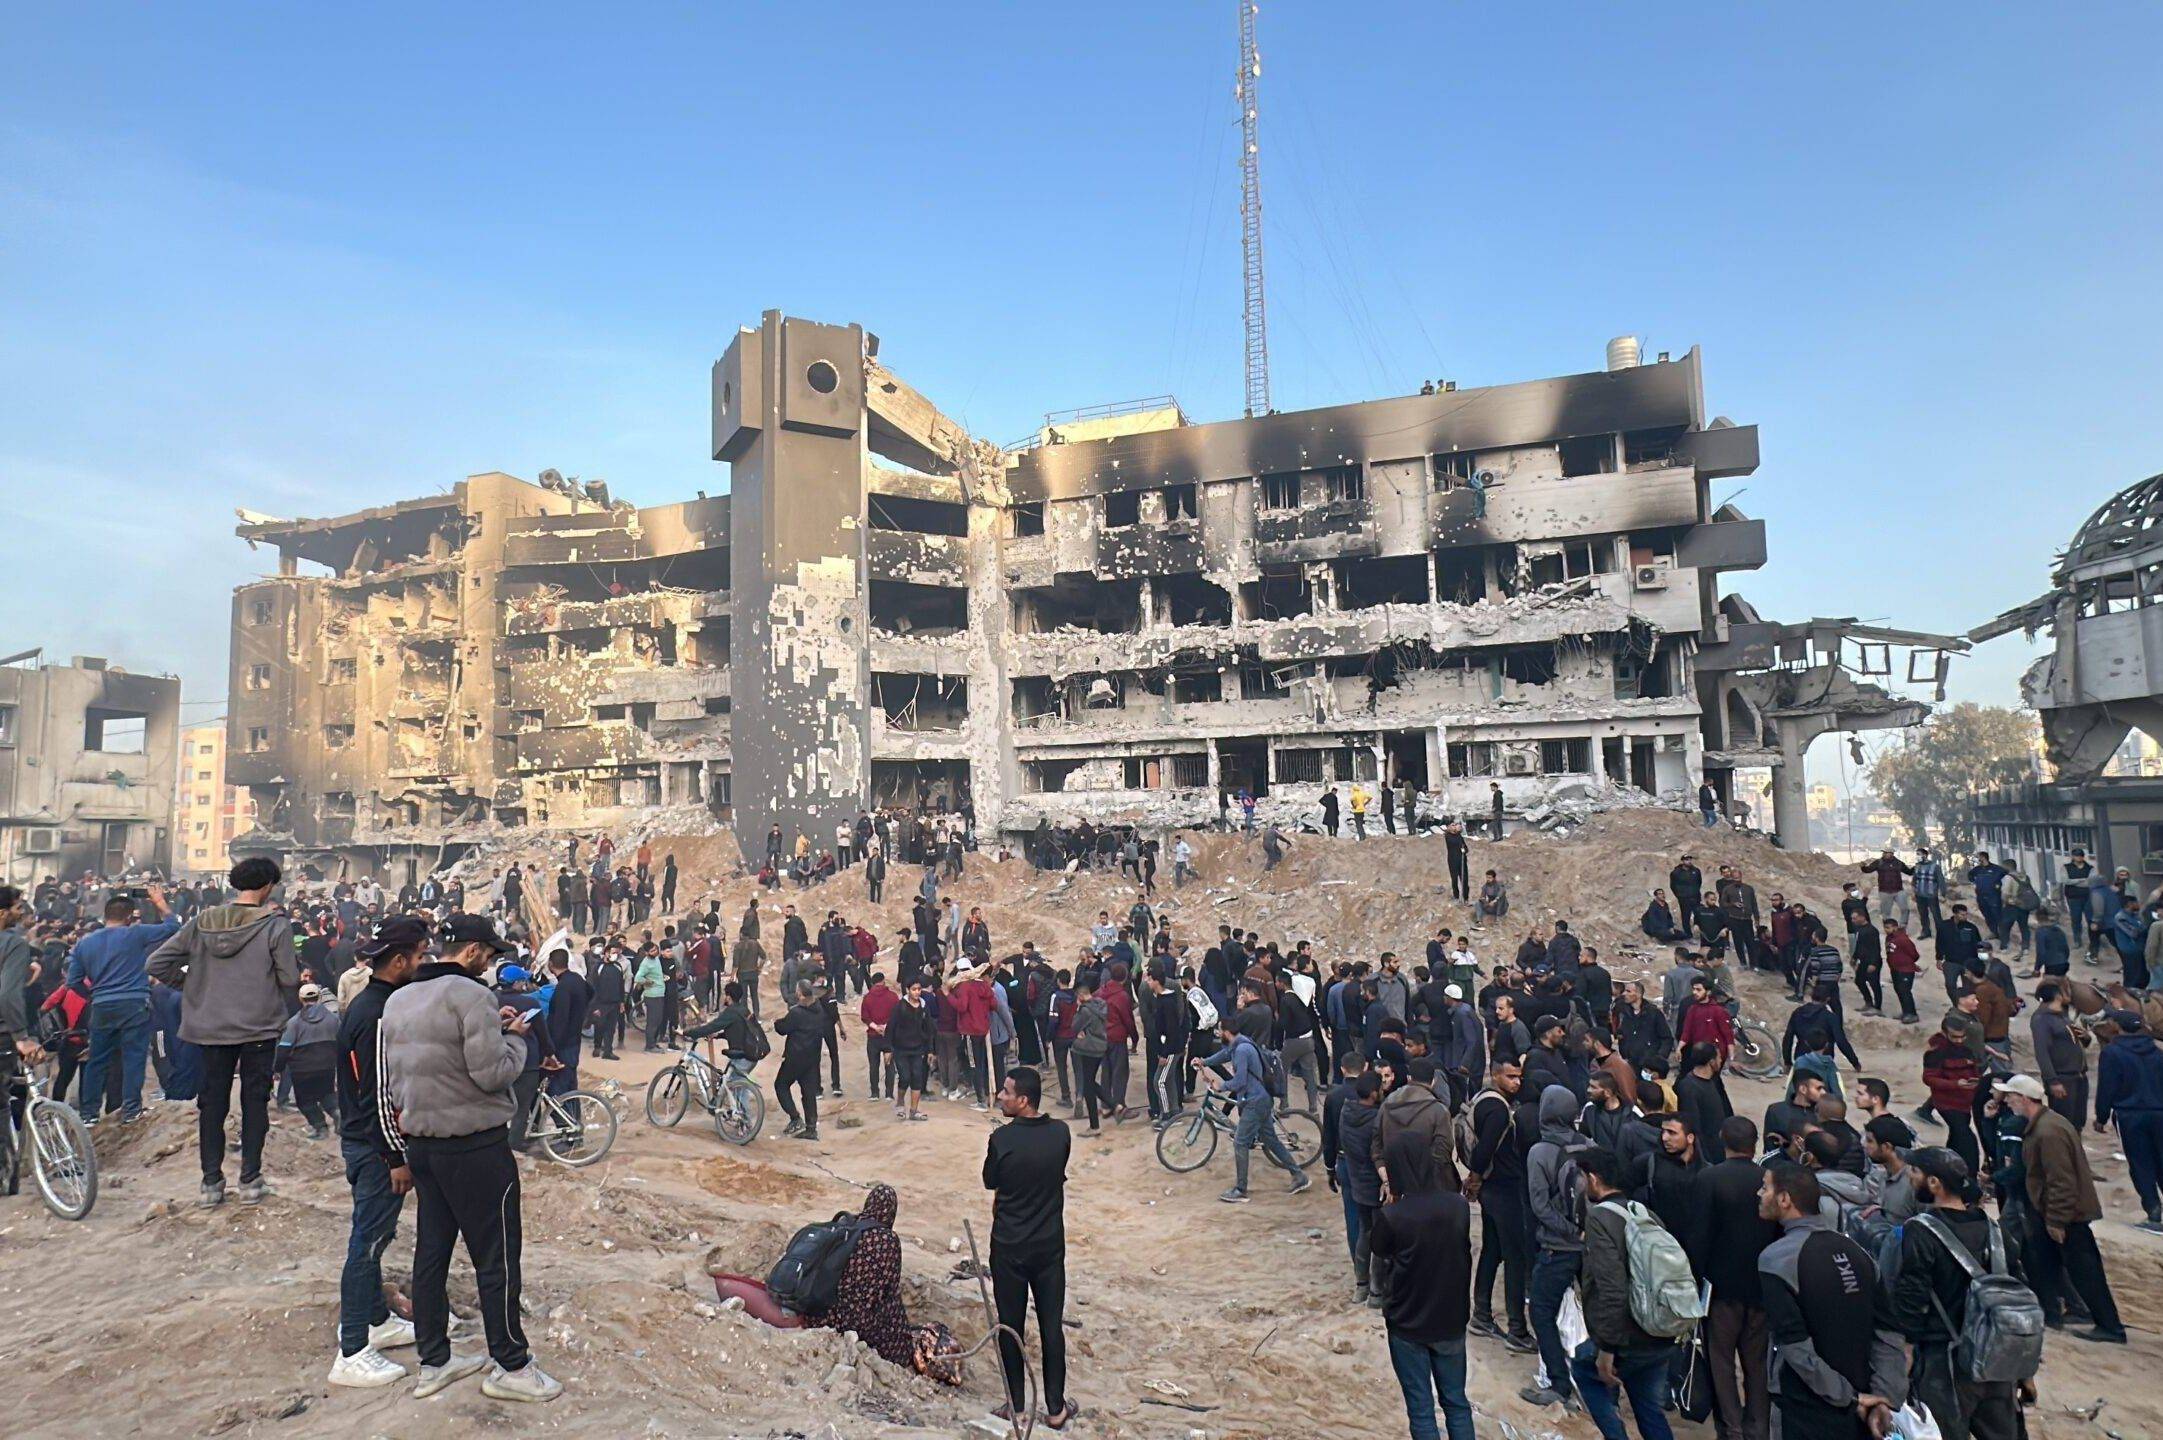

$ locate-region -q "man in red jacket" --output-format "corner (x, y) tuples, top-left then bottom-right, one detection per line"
(950, 964), (995, 1109)
(1678, 977), (1736, 1064)
(1101, 966), (1138, 1121)
(1884, 917), (1922, 1024)
(859, 971), (898, 1103)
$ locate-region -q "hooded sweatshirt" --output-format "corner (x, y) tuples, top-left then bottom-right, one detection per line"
(1375, 1081), (1459, 1192)
(147, 904), (299, 1045)
(275, 1000), (341, 1079)
(1525, 1084), (1592, 1253)
(2097, 1032), (2163, 1121)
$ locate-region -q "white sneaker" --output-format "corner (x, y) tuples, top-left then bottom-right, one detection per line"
(413, 1352), (487, 1398)
(328, 1347), (408, 1388)
(368, 1315), (418, 1351)
(482, 1361), (564, 1403)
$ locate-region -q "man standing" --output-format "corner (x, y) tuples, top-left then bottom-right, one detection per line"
(1369, 1129), (1476, 1440)
(984, 1067), (1075, 1431)
(1490, 781), (1506, 839)
(860, 970), (897, 1102)
(147, 859), (294, 1205)
(772, 981), (827, 1141)
(887, 978), (933, 1122)
(1576, 1147), (1681, 1440)
(542, 950), (590, 1095)
(380, 913), (560, 1402)
(2096, 1007), (2163, 1231)
(1699, 1116), (1780, 1440)
(1669, 856), (1704, 935)
(328, 916), (425, 1389)
(2030, 983), (2088, 1128)
(587, 947), (624, 1060)
(1892, 1148), (2028, 1437)
(1466, 1060), (1534, 1352)
(68, 883), (183, 1124)
(634, 947), (667, 1052)
(1521, 1084), (1592, 1409)
(1444, 819), (1470, 901)
(1755, 1163), (1908, 1440)
(1997, 1073), (2126, 1342)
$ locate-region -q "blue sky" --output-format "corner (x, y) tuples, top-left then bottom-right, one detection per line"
(6, 4), (2161, 787)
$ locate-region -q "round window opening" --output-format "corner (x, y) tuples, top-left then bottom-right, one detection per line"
(806, 360), (839, 395)
(721, 382), (733, 410)
(838, 615), (853, 633)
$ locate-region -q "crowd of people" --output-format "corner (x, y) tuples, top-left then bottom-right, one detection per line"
(7, 821), (2162, 1437)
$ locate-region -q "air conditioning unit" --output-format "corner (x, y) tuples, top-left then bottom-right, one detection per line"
(1503, 750), (1535, 776)
(1632, 560), (1672, 591)
(23, 827), (58, 854)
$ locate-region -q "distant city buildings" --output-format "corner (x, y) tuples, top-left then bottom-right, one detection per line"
(173, 720), (256, 878)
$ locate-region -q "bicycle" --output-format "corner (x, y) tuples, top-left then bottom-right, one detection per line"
(524, 1078), (618, 1166)
(1155, 1086), (1321, 1175)
(3, 1064), (98, 1220)
(645, 1042), (765, 1146)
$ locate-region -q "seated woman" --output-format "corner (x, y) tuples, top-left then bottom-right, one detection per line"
(816, 1184), (963, 1384)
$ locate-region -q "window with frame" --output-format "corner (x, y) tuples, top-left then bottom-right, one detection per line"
(1275, 749), (1324, 783)
(323, 724), (354, 749)
(329, 657), (358, 683)
(249, 596), (275, 626)
(1324, 465), (1364, 503)
(245, 663), (272, 691)
(1447, 741), (1496, 778)
(1260, 473), (1300, 510)
(246, 727), (270, 753)
(1539, 738), (1591, 774)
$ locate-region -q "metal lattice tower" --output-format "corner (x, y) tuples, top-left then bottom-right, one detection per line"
(1236, 0), (1270, 417)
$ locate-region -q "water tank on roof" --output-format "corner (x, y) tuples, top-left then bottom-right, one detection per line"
(1606, 335), (1641, 371)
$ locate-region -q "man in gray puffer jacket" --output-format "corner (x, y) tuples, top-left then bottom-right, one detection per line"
(147, 856), (298, 1207)
(379, 913), (561, 1405)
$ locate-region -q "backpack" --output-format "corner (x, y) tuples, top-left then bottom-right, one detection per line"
(1185, 985), (1220, 1032)
(1240, 1035), (1287, 1099)
(1839, 1200), (1898, 1263)
(765, 1210), (871, 1317)
(1455, 1089), (1512, 1200)
(1598, 1199), (1708, 1339)
(742, 1016), (773, 1063)
(1550, 1141), (1593, 1232)
(1911, 1212), (2045, 1383)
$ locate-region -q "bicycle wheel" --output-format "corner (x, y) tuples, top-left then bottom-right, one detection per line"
(714, 1081), (765, 1145)
(1271, 1109), (1323, 1171)
(29, 1098), (97, 1220)
(538, 1091), (618, 1166)
(1155, 1109), (1218, 1173)
(645, 1066), (690, 1127)
(1729, 1022), (1783, 1082)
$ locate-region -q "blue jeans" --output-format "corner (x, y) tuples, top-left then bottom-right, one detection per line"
(78, 999), (152, 1120)
(1570, 1343), (1677, 1440)
(339, 1139), (406, 1355)
(1700, 808), (1718, 828)
(1388, 1333), (1476, 1440)
(1529, 1249), (1582, 1399)
(1231, 1092), (1297, 1192)
(1338, 1160), (1363, 1258)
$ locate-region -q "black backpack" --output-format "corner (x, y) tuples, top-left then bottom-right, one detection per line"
(742, 1016), (773, 1063)
(766, 1211), (872, 1317)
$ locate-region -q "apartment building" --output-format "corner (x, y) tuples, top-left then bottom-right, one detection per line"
(173, 720), (258, 878)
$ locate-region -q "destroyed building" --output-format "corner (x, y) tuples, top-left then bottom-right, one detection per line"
(0, 651), (181, 886)
(1971, 471), (2163, 883)
(228, 312), (1924, 879)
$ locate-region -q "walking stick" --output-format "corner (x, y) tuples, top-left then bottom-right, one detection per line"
(963, 1218), (1035, 1440)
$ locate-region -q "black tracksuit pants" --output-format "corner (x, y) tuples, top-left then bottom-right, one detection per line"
(406, 1126), (530, 1372)
(992, 1243), (1067, 1416)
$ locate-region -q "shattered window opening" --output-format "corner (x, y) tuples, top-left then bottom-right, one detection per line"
(868, 493), (968, 537)
(1558, 434), (1618, 477)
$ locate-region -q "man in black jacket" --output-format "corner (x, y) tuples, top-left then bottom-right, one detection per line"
(1369, 1128), (1476, 1440)
(329, 916), (426, 1389)
(1614, 981), (1673, 1075)
(541, 950), (590, 1095)
(1698, 1115), (1781, 1440)
(1892, 1148), (2021, 1440)
(1467, 1059), (1533, 1352)
(772, 982), (828, 1141)
(1522, 1015), (1578, 1102)
(1670, 856), (1704, 932)
(1756, 1163), (1907, 1440)
(886, 979), (933, 1121)
(587, 950), (625, 1059)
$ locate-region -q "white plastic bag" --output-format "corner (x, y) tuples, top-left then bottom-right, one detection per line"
(1558, 1287), (1589, 1353)
(1890, 1401), (1943, 1440)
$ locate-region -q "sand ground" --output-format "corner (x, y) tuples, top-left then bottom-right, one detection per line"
(2, 811), (2156, 1438)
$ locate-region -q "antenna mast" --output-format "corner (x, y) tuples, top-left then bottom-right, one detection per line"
(1236, 0), (1270, 417)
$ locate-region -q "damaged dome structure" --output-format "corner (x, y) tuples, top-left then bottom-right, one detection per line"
(220, 313), (1961, 879)
(1971, 470), (2163, 879)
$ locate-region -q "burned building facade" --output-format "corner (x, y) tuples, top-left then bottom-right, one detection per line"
(0, 652), (180, 886)
(231, 311), (1902, 877)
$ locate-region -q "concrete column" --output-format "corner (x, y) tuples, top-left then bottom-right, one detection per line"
(1770, 714), (1833, 851)
(716, 313), (871, 866)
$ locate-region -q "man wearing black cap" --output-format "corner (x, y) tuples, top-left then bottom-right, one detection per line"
(381, 914), (561, 1403)
(1891, 1147), (2022, 1439)
(329, 915), (427, 1389)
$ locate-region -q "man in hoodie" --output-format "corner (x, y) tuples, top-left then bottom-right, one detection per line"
(381, 913), (560, 1403)
(328, 915), (426, 1390)
(1522, 1083), (1593, 1409)
(2096, 1008), (2163, 1231)
(1376, 1056), (1460, 1196)
(274, 984), (341, 1139)
(1369, 1127), (1476, 1440)
(1329, 1070), (1388, 1306)
(147, 858), (296, 1205)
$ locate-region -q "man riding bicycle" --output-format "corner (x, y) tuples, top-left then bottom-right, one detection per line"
(1, 886), (50, 1184)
